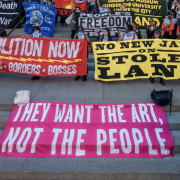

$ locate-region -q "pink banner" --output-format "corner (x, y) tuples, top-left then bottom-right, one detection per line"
(0, 102), (174, 158)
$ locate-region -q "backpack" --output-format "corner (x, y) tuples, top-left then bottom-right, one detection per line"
(151, 89), (173, 114)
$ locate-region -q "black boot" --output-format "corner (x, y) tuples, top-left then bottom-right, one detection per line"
(160, 78), (165, 86)
(149, 77), (154, 83)
(31, 76), (40, 81)
(82, 75), (87, 81)
(31, 76), (36, 81)
(75, 76), (81, 81)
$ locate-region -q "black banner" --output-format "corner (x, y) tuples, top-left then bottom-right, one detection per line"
(0, 1), (21, 29)
(78, 11), (134, 37)
(100, 0), (167, 29)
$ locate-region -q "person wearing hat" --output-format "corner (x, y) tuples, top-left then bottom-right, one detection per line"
(69, 0), (81, 39)
(149, 30), (165, 86)
(30, 26), (44, 81)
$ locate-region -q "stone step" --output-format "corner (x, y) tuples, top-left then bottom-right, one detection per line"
(6, 27), (147, 39)
(0, 153), (179, 180)
(0, 71), (180, 108)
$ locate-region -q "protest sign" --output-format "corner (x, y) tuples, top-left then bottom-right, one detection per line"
(0, 37), (87, 76)
(93, 39), (180, 81)
(23, 2), (56, 37)
(0, 102), (174, 158)
(0, 1), (21, 29)
(56, 9), (72, 18)
(79, 11), (134, 37)
(100, 0), (167, 29)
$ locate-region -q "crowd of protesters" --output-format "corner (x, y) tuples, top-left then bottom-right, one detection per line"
(1, 0), (180, 85)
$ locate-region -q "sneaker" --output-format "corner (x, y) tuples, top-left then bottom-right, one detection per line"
(82, 75), (87, 81)
(149, 77), (154, 83)
(75, 76), (81, 81)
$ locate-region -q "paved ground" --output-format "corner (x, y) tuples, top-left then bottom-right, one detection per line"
(1, 71), (180, 105)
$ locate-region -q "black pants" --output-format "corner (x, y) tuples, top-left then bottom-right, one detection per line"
(162, 34), (172, 39)
(71, 30), (76, 39)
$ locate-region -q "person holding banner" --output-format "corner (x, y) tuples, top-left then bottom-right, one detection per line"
(74, 26), (91, 81)
(146, 18), (159, 39)
(161, 15), (174, 39)
(97, 0), (110, 13)
(149, 30), (165, 86)
(70, 1), (81, 38)
(99, 28), (112, 41)
(118, 25), (138, 41)
(30, 26), (44, 81)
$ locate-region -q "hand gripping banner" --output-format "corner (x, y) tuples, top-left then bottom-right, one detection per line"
(0, 102), (174, 158)
(93, 39), (180, 81)
(0, 37), (87, 76)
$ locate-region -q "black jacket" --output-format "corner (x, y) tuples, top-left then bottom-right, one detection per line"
(133, 27), (142, 39)
(146, 26), (159, 39)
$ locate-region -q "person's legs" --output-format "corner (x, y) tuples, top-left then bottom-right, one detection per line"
(149, 77), (154, 83)
(162, 34), (167, 39)
(71, 30), (76, 39)
(160, 78), (165, 86)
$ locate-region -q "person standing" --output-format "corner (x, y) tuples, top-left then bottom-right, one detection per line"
(99, 28), (112, 41)
(149, 31), (165, 86)
(131, 21), (142, 39)
(74, 26), (91, 81)
(118, 4), (126, 11)
(161, 15), (174, 39)
(118, 25), (138, 41)
(97, 0), (110, 13)
(30, 26), (43, 81)
(71, 2), (81, 39)
(146, 18), (159, 39)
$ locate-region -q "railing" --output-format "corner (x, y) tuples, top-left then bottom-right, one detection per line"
(0, 9), (26, 38)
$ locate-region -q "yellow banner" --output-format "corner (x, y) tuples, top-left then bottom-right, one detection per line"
(93, 39), (180, 81)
